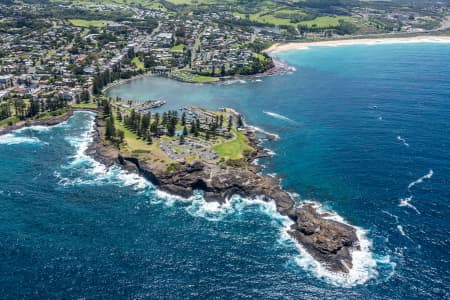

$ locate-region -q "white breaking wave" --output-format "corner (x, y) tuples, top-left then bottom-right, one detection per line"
(0, 133), (41, 145)
(263, 111), (296, 123)
(408, 169), (433, 190)
(382, 210), (399, 223)
(398, 196), (420, 214)
(398, 170), (433, 214)
(59, 112), (379, 287)
(283, 202), (378, 287)
(247, 125), (280, 140)
(397, 136), (410, 147)
(222, 79), (247, 85)
(397, 225), (406, 236)
(57, 113), (149, 191)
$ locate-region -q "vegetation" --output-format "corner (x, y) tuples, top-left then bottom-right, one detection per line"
(213, 128), (254, 160)
(69, 19), (109, 28)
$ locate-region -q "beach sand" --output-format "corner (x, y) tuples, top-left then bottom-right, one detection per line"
(264, 35), (450, 53)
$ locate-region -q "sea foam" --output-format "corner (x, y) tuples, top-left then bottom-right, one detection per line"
(289, 202), (379, 287)
(263, 111), (296, 123)
(0, 133), (41, 145)
(397, 136), (410, 147)
(408, 169), (433, 190)
(58, 112), (379, 287)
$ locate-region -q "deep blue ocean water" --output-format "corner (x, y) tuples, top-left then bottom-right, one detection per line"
(1, 43), (450, 299)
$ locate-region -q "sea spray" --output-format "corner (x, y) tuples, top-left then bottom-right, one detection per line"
(0, 133), (41, 145)
(289, 201), (379, 287)
(56, 111), (380, 287)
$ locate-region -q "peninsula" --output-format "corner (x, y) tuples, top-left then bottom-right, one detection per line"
(76, 97), (360, 274)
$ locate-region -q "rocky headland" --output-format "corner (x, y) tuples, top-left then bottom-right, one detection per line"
(87, 109), (360, 274)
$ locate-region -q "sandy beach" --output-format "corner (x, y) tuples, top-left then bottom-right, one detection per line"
(264, 35), (450, 53)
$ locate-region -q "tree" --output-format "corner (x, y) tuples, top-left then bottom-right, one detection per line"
(237, 114), (244, 128)
(183, 125), (188, 136)
(227, 115), (233, 131)
(105, 117), (116, 141)
(181, 112), (186, 126)
(117, 129), (124, 144)
(221, 65), (226, 77)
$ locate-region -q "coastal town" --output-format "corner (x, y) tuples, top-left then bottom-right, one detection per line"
(1, 0), (450, 293)
(1, 0), (450, 130)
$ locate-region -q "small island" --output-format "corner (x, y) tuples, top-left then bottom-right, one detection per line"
(84, 97), (361, 274)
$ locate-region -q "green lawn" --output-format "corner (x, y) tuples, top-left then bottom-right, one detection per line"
(233, 11), (355, 28)
(131, 57), (145, 70)
(69, 19), (109, 28)
(299, 16), (355, 28)
(0, 116), (19, 127)
(170, 44), (185, 52)
(37, 108), (69, 120)
(115, 120), (150, 151)
(72, 102), (98, 109)
(213, 129), (254, 160)
(171, 71), (218, 83)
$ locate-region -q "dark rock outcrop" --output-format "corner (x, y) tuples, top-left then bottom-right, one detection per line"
(288, 204), (359, 273)
(87, 111), (360, 274)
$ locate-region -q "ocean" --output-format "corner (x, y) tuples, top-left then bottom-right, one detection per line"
(1, 42), (449, 298)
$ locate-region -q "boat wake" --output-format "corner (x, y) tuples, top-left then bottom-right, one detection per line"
(263, 111), (297, 124)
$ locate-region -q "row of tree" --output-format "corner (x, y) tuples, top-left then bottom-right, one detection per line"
(0, 95), (69, 122)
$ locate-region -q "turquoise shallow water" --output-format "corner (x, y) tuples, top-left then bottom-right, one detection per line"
(1, 43), (450, 298)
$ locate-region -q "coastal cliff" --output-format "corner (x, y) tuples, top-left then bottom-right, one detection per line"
(87, 110), (360, 274)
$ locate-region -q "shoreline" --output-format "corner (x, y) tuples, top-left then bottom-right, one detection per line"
(0, 108), (98, 136)
(264, 35), (450, 53)
(87, 108), (361, 275)
(0, 106), (365, 277)
(102, 73), (153, 93)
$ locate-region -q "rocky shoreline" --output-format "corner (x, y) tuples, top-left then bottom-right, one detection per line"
(0, 107), (360, 273)
(0, 108), (98, 136)
(86, 110), (360, 274)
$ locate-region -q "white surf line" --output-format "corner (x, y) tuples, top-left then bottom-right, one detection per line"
(396, 225), (406, 236)
(291, 201), (378, 287)
(263, 111), (297, 124)
(399, 196), (421, 214)
(408, 169), (433, 190)
(247, 125), (280, 140)
(398, 169), (433, 214)
(0, 133), (41, 145)
(382, 210), (411, 238)
(397, 136), (410, 147)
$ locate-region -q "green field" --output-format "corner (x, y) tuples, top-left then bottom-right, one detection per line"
(171, 71), (218, 83)
(299, 16), (355, 28)
(170, 44), (185, 52)
(213, 129), (254, 160)
(0, 116), (19, 127)
(131, 57), (145, 70)
(115, 120), (151, 151)
(69, 19), (109, 28)
(234, 11), (356, 28)
(72, 102), (98, 109)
